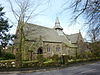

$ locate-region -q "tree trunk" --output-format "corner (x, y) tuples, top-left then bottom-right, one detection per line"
(15, 22), (24, 68)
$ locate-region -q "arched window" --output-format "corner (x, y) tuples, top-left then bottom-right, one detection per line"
(47, 44), (51, 52)
(56, 45), (60, 51)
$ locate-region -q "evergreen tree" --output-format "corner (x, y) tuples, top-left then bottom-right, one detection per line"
(0, 5), (12, 56)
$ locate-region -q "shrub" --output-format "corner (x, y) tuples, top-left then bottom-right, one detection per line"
(47, 54), (60, 66)
(36, 54), (46, 67)
(0, 57), (6, 60)
(1, 52), (15, 60)
(85, 51), (93, 58)
(51, 54), (59, 62)
(43, 59), (55, 67)
(36, 54), (46, 62)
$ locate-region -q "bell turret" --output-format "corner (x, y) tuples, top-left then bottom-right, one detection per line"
(54, 17), (63, 30)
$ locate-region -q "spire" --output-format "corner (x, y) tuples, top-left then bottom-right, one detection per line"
(54, 17), (63, 30)
(55, 17), (60, 25)
(79, 29), (81, 35)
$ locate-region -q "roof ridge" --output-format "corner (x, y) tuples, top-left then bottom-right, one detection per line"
(26, 23), (52, 30)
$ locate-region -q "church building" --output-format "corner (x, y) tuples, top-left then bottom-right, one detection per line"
(14, 17), (85, 60)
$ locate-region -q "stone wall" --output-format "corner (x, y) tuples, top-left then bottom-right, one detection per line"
(43, 42), (63, 57)
(0, 60), (15, 68)
(13, 40), (78, 60)
(62, 44), (76, 56)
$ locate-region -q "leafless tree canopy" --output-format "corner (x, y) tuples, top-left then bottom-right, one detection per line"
(7, 0), (50, 67)
(7, 0), (48, 23)
(88, 28), (100, 42)
(64, 0), (100, 42)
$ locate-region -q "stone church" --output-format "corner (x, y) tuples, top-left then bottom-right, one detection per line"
(14, 17), (85, 60)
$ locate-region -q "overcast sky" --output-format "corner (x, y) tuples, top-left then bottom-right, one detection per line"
(0, 0), (87, 39)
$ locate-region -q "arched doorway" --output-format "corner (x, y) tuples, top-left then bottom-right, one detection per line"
(37, 47), (43, 54)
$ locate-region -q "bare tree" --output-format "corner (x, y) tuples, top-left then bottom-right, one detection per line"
(64, 0), (100, 42)
(88, 27), (100, 42)
(7, 0), (49, 67)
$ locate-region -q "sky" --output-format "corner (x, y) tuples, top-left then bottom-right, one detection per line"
(0, 0), (87, 39)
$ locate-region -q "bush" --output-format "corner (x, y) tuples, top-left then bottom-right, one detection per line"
(85, 51), (93, 58)
(1, 52), (15, 60)
(0, 57), (6, 60)
(51, 54), (59, 62)
(43, 59), (55, 67)
(36, 54), (46, 67)
(36, 54), (46, 62)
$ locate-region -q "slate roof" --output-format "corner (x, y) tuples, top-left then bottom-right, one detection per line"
(23, 23), (77, 47)
(67, 33), (79, 43)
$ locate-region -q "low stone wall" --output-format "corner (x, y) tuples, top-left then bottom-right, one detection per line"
(0, 60), (15, 68)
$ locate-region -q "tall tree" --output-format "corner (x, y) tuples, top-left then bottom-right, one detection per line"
(64, 0), (100, 42)
(7, 0), (49, 67)
(0, 5), (12, 56)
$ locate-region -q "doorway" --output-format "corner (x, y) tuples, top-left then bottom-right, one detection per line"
(37, 47), (43, 54)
